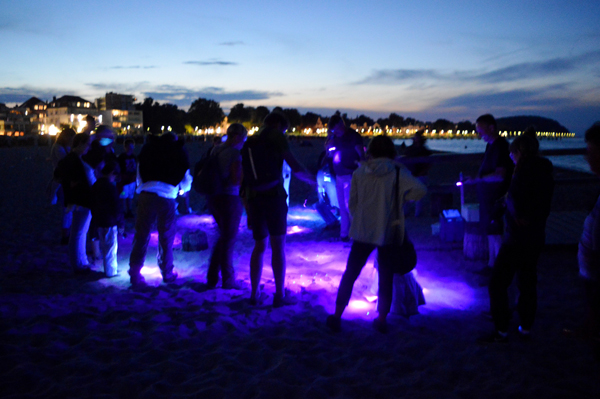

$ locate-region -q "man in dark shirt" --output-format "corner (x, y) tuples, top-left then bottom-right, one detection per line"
(325, 114), (365, 241)
(128, 133), (192, 288)
(468, 114), (513, 272)
(242, 112), (314, 307)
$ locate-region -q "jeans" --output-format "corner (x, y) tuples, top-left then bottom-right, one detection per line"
(335, 241), (395, 316)
(207, 194), (243, 286)
(489, 241), (542, 331)
(129, 192), (177, 279)
(335, 174), (352, 238)
(68, 205), (92, 270)
(98, 226), (118, 277)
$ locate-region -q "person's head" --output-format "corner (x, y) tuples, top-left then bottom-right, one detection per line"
(56, 127), (76, 148)
(475, 114), (498, 143)
(85, 115), (95, 130)
(263, 111), (289, 133)
(100, 159), (120, 182)
(521, 126), (540, 152)
(367, 135), (397, 160)
(509, 134), (539, 165)
(328, 114), (346, 137)
(124, 138), (135, 154)
(225, 123), (248, 150)
(585, 123), (600, 176)
(412, 129), (426, 146)
(71, 133), (91, 156)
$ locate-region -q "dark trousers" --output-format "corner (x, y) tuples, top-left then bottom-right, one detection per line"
(489, 242), (542, 331)
(336, 241), (395, 316)
(207, 194), (243, 286)
(129, 192), (177, 278)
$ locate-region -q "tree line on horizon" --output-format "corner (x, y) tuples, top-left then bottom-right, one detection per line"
(135, 97), (569, 135)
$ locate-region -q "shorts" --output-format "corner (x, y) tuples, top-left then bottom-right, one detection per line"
(120, 182), (136, 199)
(246, 195), (288, 240)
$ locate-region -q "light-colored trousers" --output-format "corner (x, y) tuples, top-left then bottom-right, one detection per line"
(335, 174), (353, 238)
(98, 226), (119, 277)
(68, 205), (91, 270)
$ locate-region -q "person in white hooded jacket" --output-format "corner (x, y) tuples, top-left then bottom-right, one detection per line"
(327, 135), (427, 333)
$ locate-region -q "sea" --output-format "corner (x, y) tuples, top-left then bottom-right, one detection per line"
(394, 138), (591, 174)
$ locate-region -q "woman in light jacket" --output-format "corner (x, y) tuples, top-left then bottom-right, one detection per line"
(327, 135), (427, 333)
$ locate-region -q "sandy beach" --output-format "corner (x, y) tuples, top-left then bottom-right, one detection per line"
(1, 141), (599, 398)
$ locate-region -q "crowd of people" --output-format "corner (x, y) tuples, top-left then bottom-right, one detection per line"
(48, 113), (600, 352)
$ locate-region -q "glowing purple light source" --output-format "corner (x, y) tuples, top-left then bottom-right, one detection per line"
(456, 181), (463, 186)
(328, 146), (336, 152)
(287, 225), (311, 235)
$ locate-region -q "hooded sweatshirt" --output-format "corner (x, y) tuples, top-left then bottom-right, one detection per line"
(349, 158), (427, 246)
(505, 155), (554, 245)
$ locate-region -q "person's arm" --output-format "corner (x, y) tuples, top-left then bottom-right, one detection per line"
(229, 158), (242, 186)
(178, 169), (193, 194)
(399, 167), (427, 202)
(283, 150), (316, 186)
(349, 173), (359, 217)
(464, 166), (507, 184)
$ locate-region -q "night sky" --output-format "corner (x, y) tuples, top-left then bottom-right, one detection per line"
(1, 0), (599, 133)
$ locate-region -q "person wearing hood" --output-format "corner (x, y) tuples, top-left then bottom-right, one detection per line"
(481, 134), (554, 343)
(327, 135), (427, 333)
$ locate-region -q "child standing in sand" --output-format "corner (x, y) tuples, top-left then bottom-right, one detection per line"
(91, 160), (124, 277)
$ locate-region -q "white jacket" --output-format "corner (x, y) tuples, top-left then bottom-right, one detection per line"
(349, 158), (427, 246)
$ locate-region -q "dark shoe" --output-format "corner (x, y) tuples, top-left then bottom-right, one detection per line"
(74, 265), (92, 275)
(222, 280), (244, 290)
(60, 236), (70, 246)
(130, 274), (148, 289)
(273, 293), (297, 308)
(517, 326), (532, 341)
(477, 331), (509, 344)
(373, 318), (388, 334)
(326, 315), (342, 333)
(340, 236), (351, 243)
(162, 270), (178, 283)
(125, 211), (135, 219)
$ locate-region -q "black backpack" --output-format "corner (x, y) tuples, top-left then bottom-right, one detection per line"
(241, 133), (283, 191)
(192, 149), (223, 196)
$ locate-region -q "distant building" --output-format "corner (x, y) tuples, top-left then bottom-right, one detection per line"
(44, 95), (97, 135)
(96, 92), (143, 134)
(18, 97), (47, 135)
(0, 100), (35, 137)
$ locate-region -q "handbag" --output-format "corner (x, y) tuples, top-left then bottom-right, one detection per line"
(378, 166), (417, 275)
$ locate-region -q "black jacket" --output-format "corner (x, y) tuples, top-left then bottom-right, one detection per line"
(138, 135), (189, 187)
(91, 177), (124, 228)
(505, 156), (554, 245)
(54, 152), (92, 208)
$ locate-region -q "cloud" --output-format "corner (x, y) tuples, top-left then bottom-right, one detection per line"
(439, 88), (570, 109)
(142, 85), (282, 107)
(219, 41), (245, 46)
(358, 51), (600, 85)
(0, 86), (61, 104)
(356, 69), (442, 84)
(184, 60), (238, 66)
(108, 65), (157, 70)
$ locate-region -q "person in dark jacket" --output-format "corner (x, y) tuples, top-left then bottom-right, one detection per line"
(128, 133), (192, 288)
(480, 134), (554, 343)
(54, 133), (95, 274)
(468, 114), (514, 273)
(91, 160), (124, 277)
